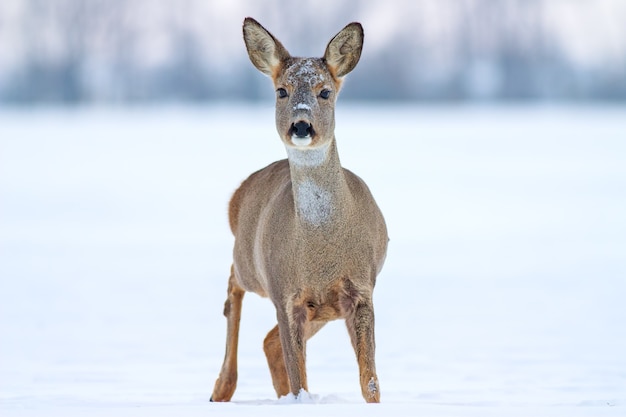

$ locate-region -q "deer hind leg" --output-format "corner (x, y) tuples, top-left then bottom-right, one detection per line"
(264, 317), (326, 398)
(263, 325), (289, 397)
(210, 265), (245, 402)
(346, 299), (380, 403)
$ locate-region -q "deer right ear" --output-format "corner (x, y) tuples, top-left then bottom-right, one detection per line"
(243, 17), (291, 77)
(324, 22), (364, 78)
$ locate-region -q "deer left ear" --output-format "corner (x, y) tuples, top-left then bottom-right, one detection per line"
(243, 17), (291, 77)
(323, 22), (364, 78)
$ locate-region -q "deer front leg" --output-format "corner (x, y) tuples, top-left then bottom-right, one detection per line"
(210, 266), (245, 402)
(346, 299), (380, 403)
(275, 306), (308, 397)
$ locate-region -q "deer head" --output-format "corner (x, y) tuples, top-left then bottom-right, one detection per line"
(243, 18), (364, 150)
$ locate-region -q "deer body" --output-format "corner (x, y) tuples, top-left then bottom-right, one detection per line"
(211, 18), (387, 403)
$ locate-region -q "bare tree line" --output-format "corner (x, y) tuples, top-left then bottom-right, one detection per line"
(0, 0), (624, 104)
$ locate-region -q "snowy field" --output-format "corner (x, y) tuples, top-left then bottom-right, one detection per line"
(1, 104), (625, 416)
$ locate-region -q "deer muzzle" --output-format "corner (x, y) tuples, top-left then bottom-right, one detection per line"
(291, 121), (313, 138)
(289, 120), (315, 146)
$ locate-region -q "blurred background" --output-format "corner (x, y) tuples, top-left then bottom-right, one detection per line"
(1, 0), (625, 105)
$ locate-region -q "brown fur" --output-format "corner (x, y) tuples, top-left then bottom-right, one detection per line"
(211, 17), (387, 403)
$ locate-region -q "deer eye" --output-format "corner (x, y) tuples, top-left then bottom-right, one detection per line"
(277, 88), (288, 99)
(319, 89), (331, 100)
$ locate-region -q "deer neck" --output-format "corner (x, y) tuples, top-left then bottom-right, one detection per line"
(286, 138), (351, 229)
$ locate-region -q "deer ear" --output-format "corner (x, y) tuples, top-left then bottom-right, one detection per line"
(243, 17), (291, 77)
(323, 22), (364, 78)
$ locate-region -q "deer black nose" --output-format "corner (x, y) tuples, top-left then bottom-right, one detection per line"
(292, 121), (312, 138)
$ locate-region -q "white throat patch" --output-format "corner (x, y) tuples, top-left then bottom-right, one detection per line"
(286, 142), (329, 167)
(295, 179), (333, 226)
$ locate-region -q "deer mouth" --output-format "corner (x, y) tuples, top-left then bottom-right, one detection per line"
(289, 121), (315, 146)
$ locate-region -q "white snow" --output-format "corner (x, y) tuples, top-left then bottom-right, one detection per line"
(1, 104), (625, 417)
(276, 389), (318, 404)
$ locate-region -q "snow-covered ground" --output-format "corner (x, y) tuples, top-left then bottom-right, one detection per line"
(1, 104), (625, 416)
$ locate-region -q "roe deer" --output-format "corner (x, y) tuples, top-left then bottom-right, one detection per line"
(210, 17), (388, 403)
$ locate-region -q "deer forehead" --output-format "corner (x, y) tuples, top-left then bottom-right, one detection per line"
(280, 59), (331, 88)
